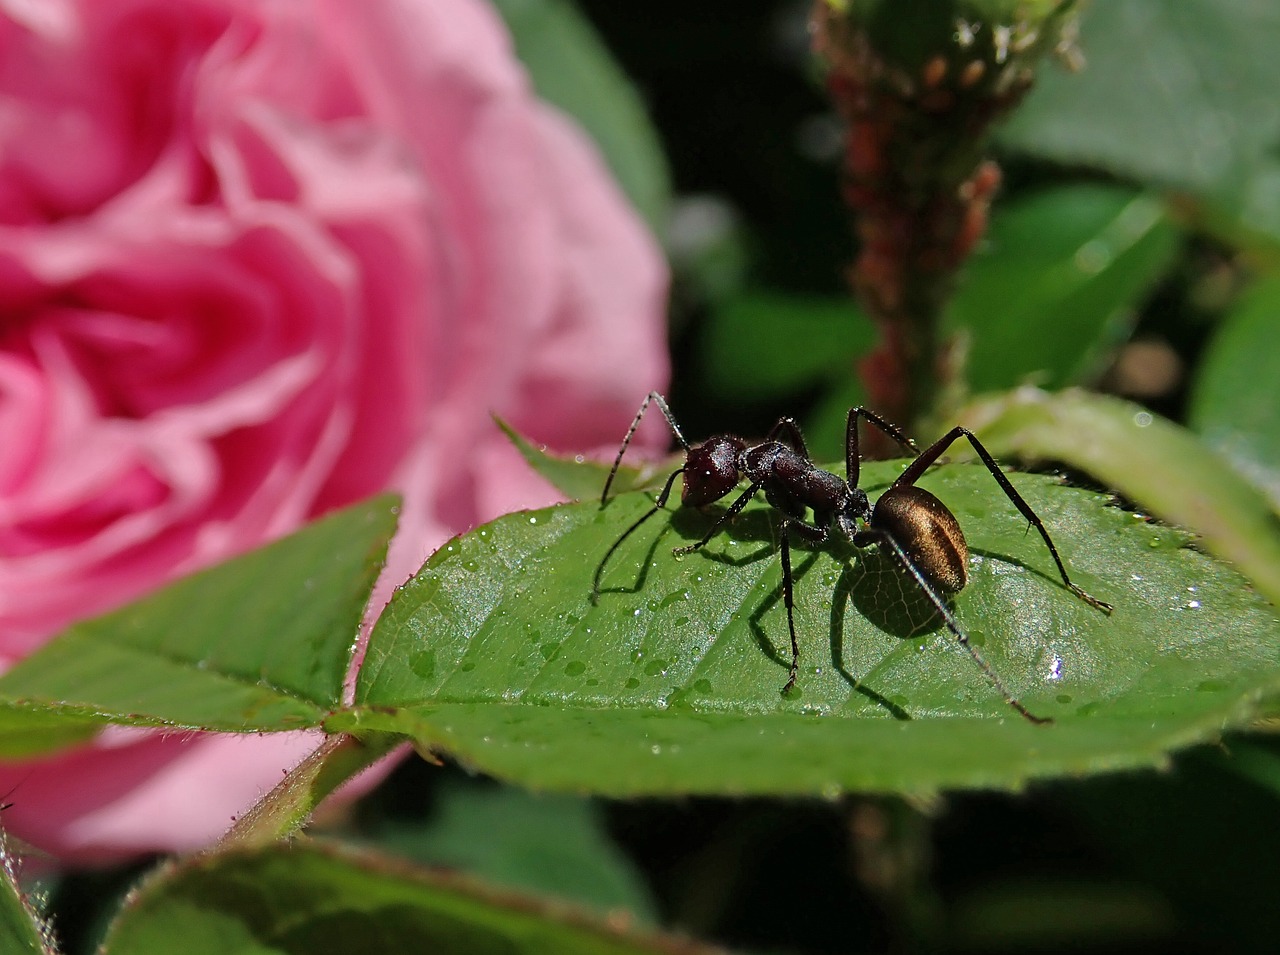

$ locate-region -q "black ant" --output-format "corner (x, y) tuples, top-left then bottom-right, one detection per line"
(597, 392), (1113, 723)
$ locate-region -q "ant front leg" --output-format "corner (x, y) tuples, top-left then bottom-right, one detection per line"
(602, 392), (690, 505)
(844, 407), (919, 488)
(672, 483), (760, 556)
(894, 428), (1113, 615)
(854, 526), (1050, 724)
(593, 466), (685, 602)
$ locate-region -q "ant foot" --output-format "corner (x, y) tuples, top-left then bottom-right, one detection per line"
(1010, 698), (1053, 725)
(1070, 583), (1114, 615)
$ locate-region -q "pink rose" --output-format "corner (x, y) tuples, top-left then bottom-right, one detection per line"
(0, 0), (668, 862)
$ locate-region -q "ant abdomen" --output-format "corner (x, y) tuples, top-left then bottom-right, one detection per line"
(872, 485), (968, 594)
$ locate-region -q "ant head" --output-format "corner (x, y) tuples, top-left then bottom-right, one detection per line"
(832, 487), (871, 544)
(682, 435), (745, 507)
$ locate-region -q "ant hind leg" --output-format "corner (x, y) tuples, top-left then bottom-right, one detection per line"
(859, 527), (1050, 724)
(892, 427), (1113, 615)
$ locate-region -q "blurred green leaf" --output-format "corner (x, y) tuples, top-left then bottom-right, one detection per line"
(492, 0), (671, 234)
(951, 881), (1175, 951)
(0, 838), (54, 955)
(102, 842), (718, 955)
(946, 186), (1179, 393)
(702, 293), (874, 401)
(0, 496), (399, 736)
(957, 388), (1280, 607)
(371, 780), (655, 920)
(1001, 0), (1280, 194)
(0, 704), (104, 760)
(1214, 737), (1280, 797)
(1058, 747), (1280, 951)
(1189, 275), (1280, 512)
(340, 456), (1280, 798)
(804, 376), (873, 464)
(1200, 156), (1280, 264)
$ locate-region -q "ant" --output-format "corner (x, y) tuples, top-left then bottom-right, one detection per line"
(597, 392), (1113, 723)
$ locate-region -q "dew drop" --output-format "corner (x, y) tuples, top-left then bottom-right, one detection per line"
(1047, 655), (1063, 681)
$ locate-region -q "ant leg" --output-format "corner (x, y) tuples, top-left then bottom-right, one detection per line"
(857, 527), (1050, 724)
(602, 392), (690, 505)
(764, 417), (809, 457)
(773, 517), (828, 692)
(672, 483), (760, 556)
(593, 467), (685, 601)
(845, 407), (919, 487)
(779, 522), (800, 692)
(893, 427), (1113, 615)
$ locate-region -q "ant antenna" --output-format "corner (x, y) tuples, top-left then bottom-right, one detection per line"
(602, 392), (689, 505)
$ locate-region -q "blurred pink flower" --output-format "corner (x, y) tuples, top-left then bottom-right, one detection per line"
(0, 0), (667, 862)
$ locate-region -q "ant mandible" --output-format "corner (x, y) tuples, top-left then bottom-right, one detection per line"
(597, 392), (1113, 724)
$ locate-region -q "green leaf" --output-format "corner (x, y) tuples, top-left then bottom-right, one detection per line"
(498, 418), (614, 504)
(101, 842), (719, 955)
(1000, 0), (1280, 194)
(946, 186), (1179, 392)
(0, 495), (399, 735)
(491, 0), (671, 235)
(369, 780), (656, 920)
(341, 461), (1279, 797)
(1189, 276), (1280, 512)
(0, 837), (55, 955)
(958, 388), (1280, 607)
